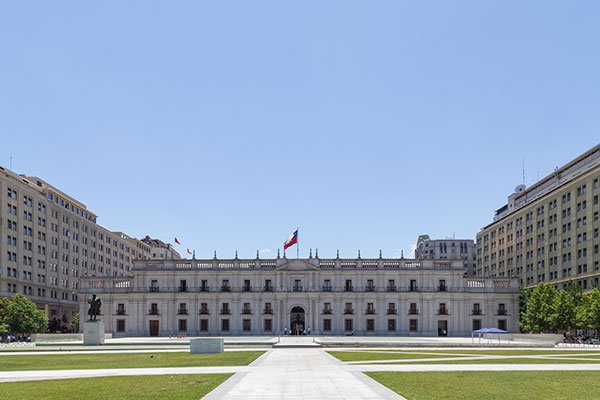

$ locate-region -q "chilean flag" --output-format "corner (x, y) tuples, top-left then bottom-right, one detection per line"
(174, 238), (181, 245)
(187, 249), (192, 255)
(284, 229), (298, 250)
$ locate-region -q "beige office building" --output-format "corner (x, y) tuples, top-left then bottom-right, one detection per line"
(79, 255), (520, 337)
(0, 166), (161, 320)
(476, 144), (600, 290)
(415, 235), (476, 276)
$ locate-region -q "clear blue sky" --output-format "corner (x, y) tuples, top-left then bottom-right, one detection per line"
(1, 1), (598, 259)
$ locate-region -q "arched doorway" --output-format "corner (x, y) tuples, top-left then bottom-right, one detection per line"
(290, 306), (305, 335)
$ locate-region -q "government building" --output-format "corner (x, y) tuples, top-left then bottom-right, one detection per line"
(0, 165), (176, 322)
(79, 254), (520, 337)
(476, 143), (600, 290)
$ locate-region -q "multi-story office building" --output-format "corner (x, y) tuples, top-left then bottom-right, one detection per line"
(415, 235), (476, 276)
(0, 166), (157, 320)
(79, 254), (520, 337)
(476, 144), (600, 290)
(140, 236), (181, 259)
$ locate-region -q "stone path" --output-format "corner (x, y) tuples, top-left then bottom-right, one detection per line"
(202, 349), (404, 400)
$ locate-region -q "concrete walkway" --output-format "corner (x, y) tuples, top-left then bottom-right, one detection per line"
(202, 349), (404, 400)
(4, 347), (600, 398)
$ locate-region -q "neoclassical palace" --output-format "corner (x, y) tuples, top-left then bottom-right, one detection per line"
(79, 255), (520, 337)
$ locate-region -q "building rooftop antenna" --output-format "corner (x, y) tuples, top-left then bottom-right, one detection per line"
(522, 157), (525, 185)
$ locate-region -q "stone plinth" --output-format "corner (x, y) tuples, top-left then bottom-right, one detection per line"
(190, 338), (224, 354)
(83, 320), (105, 345)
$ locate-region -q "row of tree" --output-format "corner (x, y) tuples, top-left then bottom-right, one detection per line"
(520, 282), (600, 332)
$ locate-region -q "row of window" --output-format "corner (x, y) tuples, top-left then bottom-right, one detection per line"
(115, 317), (509, 334)
(150, 279), (450, 293)
(133, 302), (507, 316)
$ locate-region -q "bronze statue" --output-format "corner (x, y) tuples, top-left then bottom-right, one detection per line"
(87, 294), (102, 321)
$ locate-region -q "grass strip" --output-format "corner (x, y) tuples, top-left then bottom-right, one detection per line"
(0, 351), (263, 371)
(0, 373), (231, 400)
(379, 357), (600, 364)
(327, 351), (466, 362)
(366, 371), (600, 400)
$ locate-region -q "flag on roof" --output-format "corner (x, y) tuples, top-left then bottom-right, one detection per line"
(175, 238), (181, 245)
(284, 229), (298, 250)
(187, 249), (192, 255)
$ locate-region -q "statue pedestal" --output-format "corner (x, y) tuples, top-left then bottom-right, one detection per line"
(83, 320), (105, 345)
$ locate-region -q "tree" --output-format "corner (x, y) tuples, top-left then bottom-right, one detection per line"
(523, 283), (557, 332)
(70, 313), (80, 333)
(519, 285), (532, 332)
(586, 287), (600, 329)
(552, 287), (578, 330)
(0, 294), (48, 334)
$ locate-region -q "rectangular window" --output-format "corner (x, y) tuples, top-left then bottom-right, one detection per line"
(344, 319), (353, 332)
(221, 280), (230, 292)
(498, 319), (507, 331)
(387, 319), (396, 332)
(410, 279), (417, 291)
(178, 319), (187, 332)
(264, 319), (272, 332)
(409, 303), (418, 315)
(323, 319), (332, 331)
(472, 319), (482, 331)
(221, 319), (230, 332)
(366, 319), (375, 331)
(242, 319), (251, 331)
(116, 319), (125, 332)
(409, 319), (418, 331)
(200, 319), (209, 331)
(221, 303), (230, 314)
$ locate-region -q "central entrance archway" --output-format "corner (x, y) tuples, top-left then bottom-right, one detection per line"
(290, 306), (305, 335)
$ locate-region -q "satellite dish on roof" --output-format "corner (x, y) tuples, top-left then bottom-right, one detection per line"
(515, 184), (526, 193)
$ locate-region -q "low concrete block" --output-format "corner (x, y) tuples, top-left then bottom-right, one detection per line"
(83, 320), (105, 345)
(190, 338), (224, 354)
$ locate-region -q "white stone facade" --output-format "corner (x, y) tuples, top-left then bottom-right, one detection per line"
(79, 256), (520, 337)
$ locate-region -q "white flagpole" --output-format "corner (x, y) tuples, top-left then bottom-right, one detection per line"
(297, 227), (299, 259)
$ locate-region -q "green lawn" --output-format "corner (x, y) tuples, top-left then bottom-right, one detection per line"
(0, 351), (264, 371)
(0, 374), (231, 400)
(365, 349), (600, 356)
(367, 371), (600, 400)
(327, 351), (465, 362)
(382, 357), (600, 364)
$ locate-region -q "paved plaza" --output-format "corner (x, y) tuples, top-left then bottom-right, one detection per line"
(3, 337), (600, 398)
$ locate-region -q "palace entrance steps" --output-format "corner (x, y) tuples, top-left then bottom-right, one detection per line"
(272, 336), (323, 348)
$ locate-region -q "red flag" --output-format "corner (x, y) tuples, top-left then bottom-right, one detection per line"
(175, 238), (181, 245)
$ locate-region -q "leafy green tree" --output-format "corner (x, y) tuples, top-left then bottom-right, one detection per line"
(574, 293), (592, 329)
(586, 287), (600, 329)
(519, 285), (533, 332)
(70, 312), (80, 333)
(0, 294), (48, 334)
(524, 283), (557, 332)
(553, 287), (578, 330)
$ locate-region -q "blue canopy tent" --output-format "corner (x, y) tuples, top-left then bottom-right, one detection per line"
(472, 328), (510, 345)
